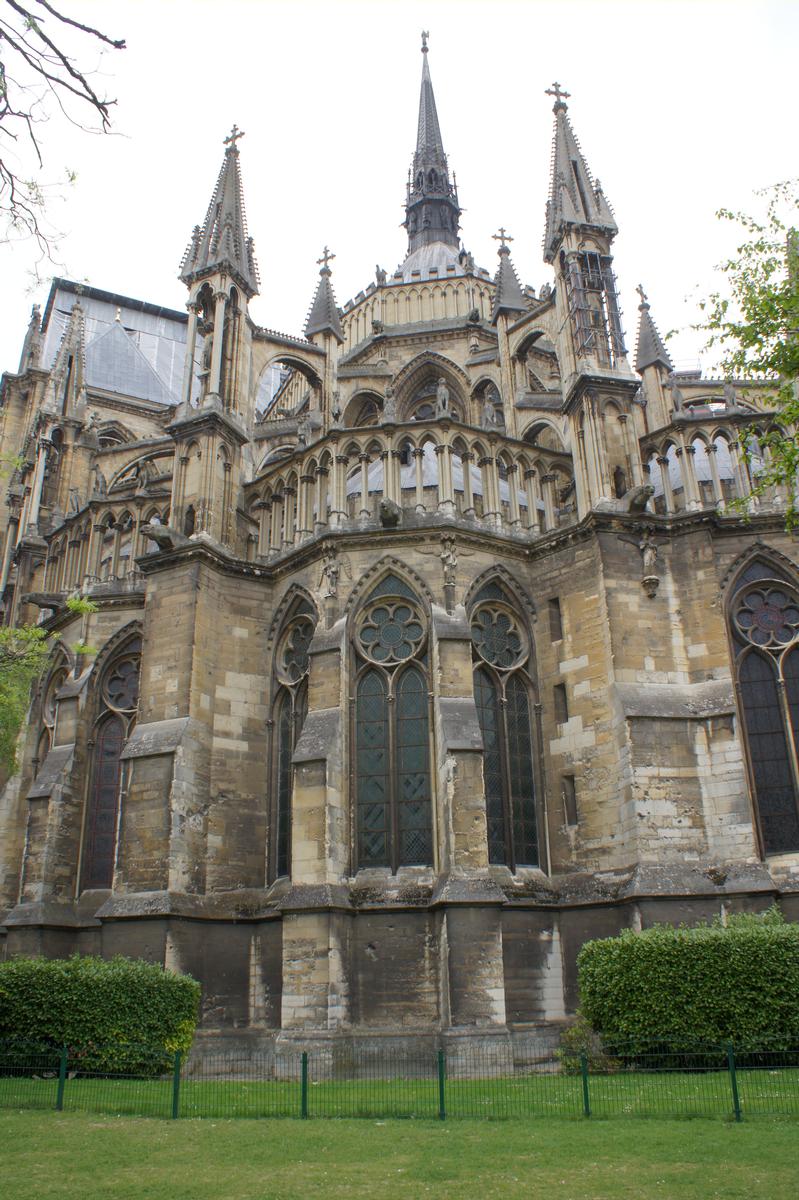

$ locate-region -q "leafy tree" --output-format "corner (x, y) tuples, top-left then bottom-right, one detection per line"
(697, 180), (799, 523)
(0, 622), (48, 773)
(0, 0), (125, 252)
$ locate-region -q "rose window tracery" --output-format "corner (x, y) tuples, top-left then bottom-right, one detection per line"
(356, 602), (426, 664)
(470, 604), (528, 670)
(733, 585), (799, 650)
(277, 616), (314, 684)
(102, 656), (140, 711)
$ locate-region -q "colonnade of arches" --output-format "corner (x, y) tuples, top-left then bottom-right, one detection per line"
(643, 425), (783, 515)
(246, 426), (577, 557)
(44, 504), (169, 593)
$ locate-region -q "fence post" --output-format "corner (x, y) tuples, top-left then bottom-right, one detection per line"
(55, 1046), (68, 1112)
(171, 1050), (182, 1120)
(726, 1042), (742, 1122)
(580, 1052), (591, 1118)
(300, 1051), (309, 1119)
(437, 1048), (446, 1121)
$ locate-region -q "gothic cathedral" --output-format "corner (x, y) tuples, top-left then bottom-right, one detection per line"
(1, 40), (797, 1049)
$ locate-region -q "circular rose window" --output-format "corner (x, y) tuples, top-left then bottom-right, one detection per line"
(356, 601), (425, 664)
(470, 604), (528, 669)
(734, 585), (799, 649)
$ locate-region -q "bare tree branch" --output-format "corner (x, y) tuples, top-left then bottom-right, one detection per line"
(0, 0), (125, 254)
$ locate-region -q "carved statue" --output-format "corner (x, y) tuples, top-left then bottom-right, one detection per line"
(621, 483), (654, 513)
(321, 553), (339, 598)
(668, 373), (684, 413)
(91, 465), (107, 497)
(379, 498), (402, 528)
(375, 265), (387, 285)
(382, 388), (397, 422)
(481, 390), (501, 429)
(639, 531), (659, 574)
(440, 537), (457, 587)
(140, 523), (187, 551)
(434, 377), (450, 418)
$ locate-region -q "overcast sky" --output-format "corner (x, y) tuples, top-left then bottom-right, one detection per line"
(1, 0), (797, 377)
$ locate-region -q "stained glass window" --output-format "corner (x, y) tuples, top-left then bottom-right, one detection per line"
(354, 577), (432, 871)
(731, 563), (799, 855)
(81, 640), (141, 891)
(271, 601), (315, 880)
(471, 590), (539, 870)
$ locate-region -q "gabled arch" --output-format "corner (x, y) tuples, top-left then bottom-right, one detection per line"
(86, 620), (144, 705)
(464, 566), (538, 627)
(720, 544), (799, 601)
(391, 351), (470, 416)
(266, 583), (320, 655)
(344, 555), (434, 618)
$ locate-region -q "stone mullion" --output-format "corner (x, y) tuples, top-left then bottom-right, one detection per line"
(413, 448), (425, 511)
(619, 413), (643, 487)
(358, 454), (370, 517)
(315, 467), (329, 530)
(506, 463), (521, 527)
(706, 443), (725, 508)
(180, 301), (200, 408)
(208, 290), (228, 400)
(524, 469), (540, 533)
(460, 451), (474, 514)
(541, 473), (557, 530)
(657, 456), (675, 514)
(258, 501), (271, 556)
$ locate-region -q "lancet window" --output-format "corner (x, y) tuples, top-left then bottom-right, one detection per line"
(82, 637), (141, 890)
(270, 599), (315, 879)
(470, 581), (540, 869)
(353, 574), (433, 872)
(730, 560), (799, 856)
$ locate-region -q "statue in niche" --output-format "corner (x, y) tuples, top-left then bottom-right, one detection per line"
(481, 388), (501, 429)
(435, 377), (451, 418)
(382, 388), (397, 422)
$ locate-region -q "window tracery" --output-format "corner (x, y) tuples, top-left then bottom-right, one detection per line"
(470, 582), (539, 869)
(82, 637), (141, 890)
(353, 574), (433, 872)
(270, 600), (315, 879)
(730, 561), (799, 855)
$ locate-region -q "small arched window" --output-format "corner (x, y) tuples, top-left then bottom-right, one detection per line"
(353, 574), (433, 872)
(470, 581), (540, 869)
(730, 560), (799, 855)
(81, 638), (141, 890)
(270, 600), (315, 879)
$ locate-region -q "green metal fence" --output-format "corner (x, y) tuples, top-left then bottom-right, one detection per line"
(1, 1038), (797, 1121)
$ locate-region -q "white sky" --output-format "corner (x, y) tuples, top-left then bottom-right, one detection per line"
(1, 0), (797, 377)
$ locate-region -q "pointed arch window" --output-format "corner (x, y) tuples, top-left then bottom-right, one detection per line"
(353, 574), (433, 871)
(270, 600), (315, 879)
(82, 637), (141, 890)
(730, 560), (799, 855)
(470, 581), (540, 869)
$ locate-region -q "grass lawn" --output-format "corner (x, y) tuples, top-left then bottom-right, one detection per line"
(1, 1111), (798, 1200)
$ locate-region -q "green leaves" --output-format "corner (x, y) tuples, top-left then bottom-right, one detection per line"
(0, 954), (200, 1076)
(578, 907), (799, 1052)
(0, 624), (49, 775)
(697, 181), (799, 524)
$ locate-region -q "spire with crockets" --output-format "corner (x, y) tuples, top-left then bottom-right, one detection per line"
(491, 229), (528, 324)
(543, 83), (617, 264)
(305, 246), (344, 342)
(403, 32), (461, 254)
(634, 285), (674, 373)
(179, 125), (260, 298)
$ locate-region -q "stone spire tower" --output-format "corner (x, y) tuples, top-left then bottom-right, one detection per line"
(542, 84), (642, 511)
(403, 32), (461, 254)
(170, 126), (258, 546)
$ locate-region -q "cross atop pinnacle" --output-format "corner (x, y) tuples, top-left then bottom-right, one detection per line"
(224, 124), (245, 149)
(492, 227), (514, 250)
(545, 82), (571, 110)
(317, 246), (335, 272)
(636, 283), (649, 308)
(421, 29), (429, 53)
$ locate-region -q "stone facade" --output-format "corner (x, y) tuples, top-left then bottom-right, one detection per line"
(1, 44), (798, 1049)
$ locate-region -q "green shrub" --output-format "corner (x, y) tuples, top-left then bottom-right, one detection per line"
(0, 955), (200, 1075)
(556, 1011), (621, 1074)
(577, 907), (799, 1053)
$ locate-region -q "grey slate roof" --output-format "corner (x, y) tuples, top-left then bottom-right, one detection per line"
(635, 292), (673, 372)
(179, 137), (260, 297)
(491, 245), (528, 323)
(305, 267), (344, 342)
(544, 98), (617, 263)
(85, 320), (177, 405)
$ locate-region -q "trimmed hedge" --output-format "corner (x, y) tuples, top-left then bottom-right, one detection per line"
(578, 909), (799, 1051)
(0, 954), (199, 1074)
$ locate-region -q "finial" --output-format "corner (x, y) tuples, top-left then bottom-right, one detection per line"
(636, 283), (649, 309)
(492, 227), (513, 251)
(115, 306), (122, 322)
(545, 81), (571, 111)
(224, 124), (245, 149)
(317, 245), (335, 273)
(421, 29), (429, 54)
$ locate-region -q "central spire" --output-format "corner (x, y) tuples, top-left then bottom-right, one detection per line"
(404, 32), (460, 254)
